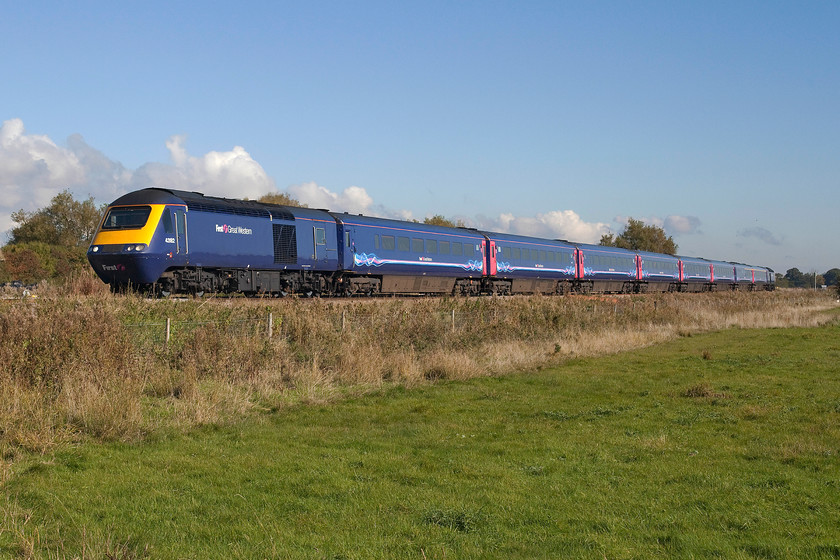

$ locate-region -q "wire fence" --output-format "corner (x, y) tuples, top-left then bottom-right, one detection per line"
(120, 301), (650, 348)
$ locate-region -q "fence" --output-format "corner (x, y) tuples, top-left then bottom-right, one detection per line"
(119, 299), (661, 349)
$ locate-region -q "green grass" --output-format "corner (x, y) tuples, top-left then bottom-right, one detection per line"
(3, 324), (840, 559)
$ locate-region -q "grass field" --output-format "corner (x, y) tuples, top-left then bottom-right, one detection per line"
(2, 320), (839, 559)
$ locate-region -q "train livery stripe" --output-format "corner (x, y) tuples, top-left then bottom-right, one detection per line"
(353, 253), (483, 272)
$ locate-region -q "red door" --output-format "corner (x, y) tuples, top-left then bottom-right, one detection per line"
(488, 240), (497, 276)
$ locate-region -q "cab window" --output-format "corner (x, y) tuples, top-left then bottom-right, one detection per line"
(101, 206), (152, 230)
(162, 209), (174, 234)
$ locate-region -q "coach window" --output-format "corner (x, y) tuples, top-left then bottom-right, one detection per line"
(512, 247), (520, 260)
(383, 235), (396, 251)
(452, 242), (462, 256)
(373, 234), (379, 250)
(315, 228), (326, 245)
(412, 238), (424, 253)
(440, 241), (450, 255)
(503, 247), (511, 260)
(398, 237), (410, 252)
(426, 239), (437, 254)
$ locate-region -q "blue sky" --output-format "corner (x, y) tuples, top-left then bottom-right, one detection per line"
(2, 1), (838, 274)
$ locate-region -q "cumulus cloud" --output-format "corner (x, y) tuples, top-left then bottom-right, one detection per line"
(473, 210), (609, 244)
(144, 135), (273, 199)
(0, 118), (276, 239)
(738, 226), (782, 246)
(0, 118), (86, 212)
(287, 181), (374, 214)
(664, 215), (702, 235)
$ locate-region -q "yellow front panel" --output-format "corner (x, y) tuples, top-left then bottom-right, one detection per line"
(91, 204), (167, 246)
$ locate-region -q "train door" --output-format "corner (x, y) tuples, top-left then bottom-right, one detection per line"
(313, 226), (327, 265)
(488, 240), (498, 276)
(174, 208), (188, 256)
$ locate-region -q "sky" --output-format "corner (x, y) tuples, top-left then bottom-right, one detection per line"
(1, 1), (838, 274)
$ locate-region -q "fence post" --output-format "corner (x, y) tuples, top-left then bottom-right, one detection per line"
(165, 318), (171, 345)
(342, 310), (346, 332)
(268, 312), (274, 339)
(451, 309), (456, 333)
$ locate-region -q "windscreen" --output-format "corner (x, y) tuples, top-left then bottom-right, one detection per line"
(101, 206), (152, 230)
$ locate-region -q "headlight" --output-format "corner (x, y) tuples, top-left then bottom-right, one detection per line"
(135, 244), (146, 251)
(91, 246), (100, 253)
(125, 245), (133, 252)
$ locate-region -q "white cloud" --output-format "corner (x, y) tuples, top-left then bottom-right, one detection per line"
(473, 210), (609, 244)
(287, 181), (374, 214)
(0, 118), (276, 240)
(665, 215), (702, 235)
(150, 135), (274, 199)
(0, 118), (86, 212)
(131, 135), (274, 199)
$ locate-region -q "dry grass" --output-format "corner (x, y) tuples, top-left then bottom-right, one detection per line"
(0, 288), (836, 462)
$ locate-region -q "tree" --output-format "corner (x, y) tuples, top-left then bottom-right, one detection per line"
(423, 215), (456, 228)
(600, 218), (678, 255)
(3, 190), (105, 282)
(257, 192), (306, 207)
(784, 268), (805, 287)
(9, 190), (103, 249)
(822, 268), (840, 286)
(783, 268), (826, 289)
(1, 243), (48, 283)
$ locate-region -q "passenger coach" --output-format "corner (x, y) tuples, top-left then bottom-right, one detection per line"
(328, 213), (487, 295)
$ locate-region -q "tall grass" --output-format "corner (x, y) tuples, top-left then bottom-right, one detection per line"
(0, 286), (836, 462)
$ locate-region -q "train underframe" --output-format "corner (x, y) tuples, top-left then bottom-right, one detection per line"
(122, 267), (772, 297)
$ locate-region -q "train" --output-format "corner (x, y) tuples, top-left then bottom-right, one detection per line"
(87, 188), (775, 296)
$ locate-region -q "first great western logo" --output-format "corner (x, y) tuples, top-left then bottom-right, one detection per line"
(215, 224), (253, 235)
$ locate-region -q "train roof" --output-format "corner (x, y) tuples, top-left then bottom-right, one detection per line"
(476, 230), (577, 248)
(108, 188), (329, 221)
(635, 250), (679, 260)
(329, 212), (486, 239)
(573, 242), (637, 256)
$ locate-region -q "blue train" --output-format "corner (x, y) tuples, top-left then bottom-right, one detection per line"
(87, 188), (775, 296)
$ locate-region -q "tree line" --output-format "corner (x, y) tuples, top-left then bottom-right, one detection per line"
(777, 268), (840, 289)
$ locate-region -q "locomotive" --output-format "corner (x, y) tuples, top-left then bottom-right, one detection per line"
(87, 188), (775, 296)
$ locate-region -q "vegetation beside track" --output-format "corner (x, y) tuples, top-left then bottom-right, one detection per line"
(1, 287), (836, 460)
(2, 321), (840, 558)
